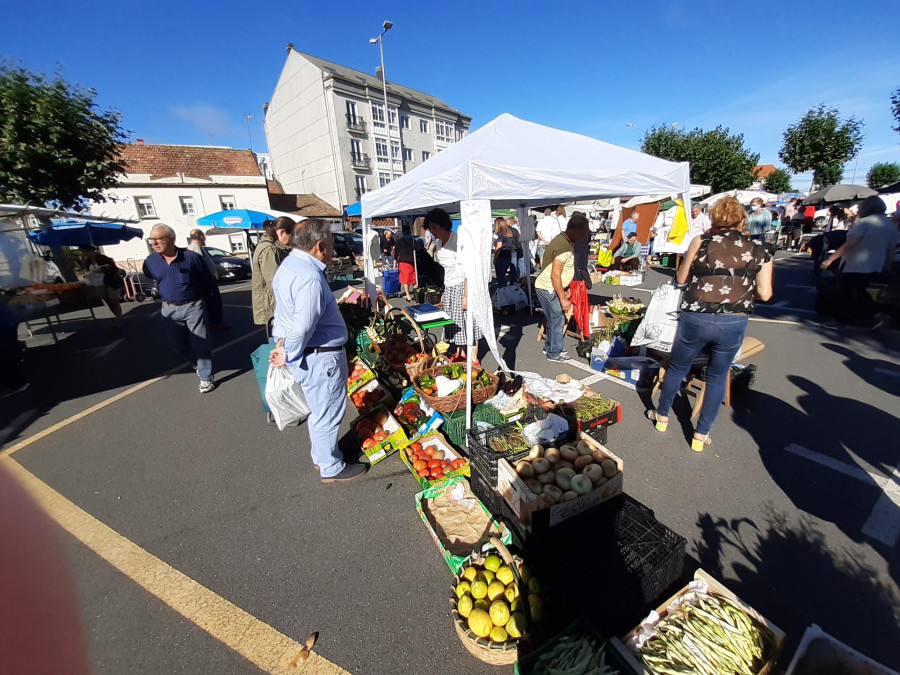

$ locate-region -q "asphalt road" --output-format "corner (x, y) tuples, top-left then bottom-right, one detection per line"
(5, 252), (900, 673)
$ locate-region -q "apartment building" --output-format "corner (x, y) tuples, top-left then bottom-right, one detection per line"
(264, 45), (472, 210)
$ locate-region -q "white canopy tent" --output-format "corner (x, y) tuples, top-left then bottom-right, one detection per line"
(702, 189), (776, 207)
(359, 113), (690, 435)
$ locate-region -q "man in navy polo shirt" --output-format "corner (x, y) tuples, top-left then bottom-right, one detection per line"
(143, 224), (217, 393)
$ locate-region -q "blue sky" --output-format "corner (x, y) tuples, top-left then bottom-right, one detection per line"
(4, 0), (899, 191)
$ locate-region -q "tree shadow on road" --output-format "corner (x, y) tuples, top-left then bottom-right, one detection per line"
(693, 507), (900, 671)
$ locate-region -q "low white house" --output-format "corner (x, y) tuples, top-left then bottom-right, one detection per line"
(89, 142), (269, 263)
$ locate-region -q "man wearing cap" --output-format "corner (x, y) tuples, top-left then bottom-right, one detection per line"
(142, 224), (217, 393)
(187, 229), (229, 330)
(269, 219), (367, 483)
(613, 232), (642, 271)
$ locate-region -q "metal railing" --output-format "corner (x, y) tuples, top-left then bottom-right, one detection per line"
(349, 152), (371, 169)
(346, 115), (367, 133)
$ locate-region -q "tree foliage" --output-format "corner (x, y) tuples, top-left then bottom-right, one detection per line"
(779, 104), (863, 190)
(641, 125), (759, 193)
(866, 161), (900, 189)
(762, 168), (792, 193)
(0, 62), (127, 209)
(892, 88), (900, 136)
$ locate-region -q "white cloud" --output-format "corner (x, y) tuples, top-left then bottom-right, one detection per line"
(169, 104), (239, 137)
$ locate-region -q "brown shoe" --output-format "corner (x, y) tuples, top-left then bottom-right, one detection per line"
(320, 463), (367, 484)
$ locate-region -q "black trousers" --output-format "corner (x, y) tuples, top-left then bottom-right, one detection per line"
(833, 272), (873, 325)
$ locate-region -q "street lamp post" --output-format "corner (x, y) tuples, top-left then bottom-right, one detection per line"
(370, 21), (394, 182)
(626, 122), (679, 132)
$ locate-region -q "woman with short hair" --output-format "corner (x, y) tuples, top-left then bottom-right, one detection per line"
(252, 216), (295, 334)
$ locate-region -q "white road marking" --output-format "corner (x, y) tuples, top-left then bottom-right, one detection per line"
(771, 300), (790, 308)
(784, 444), (900, 547)
(874, 368), (900, 379)
(749, 317), (803, 325)
(96, 338), (123, 358)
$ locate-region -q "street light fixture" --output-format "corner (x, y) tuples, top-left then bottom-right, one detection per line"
(370, 20), (394, 182)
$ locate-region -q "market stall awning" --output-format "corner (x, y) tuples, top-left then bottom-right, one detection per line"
(196, 208), (302, 229)
(27, 221), (143, 247)
(803, 184), (877, 206)
(345, 201), (362, 217)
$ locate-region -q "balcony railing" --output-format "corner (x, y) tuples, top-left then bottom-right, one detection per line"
(350, 152), (371, 169)
(346, 115), (367, 133)
(355, 187), (367, 200)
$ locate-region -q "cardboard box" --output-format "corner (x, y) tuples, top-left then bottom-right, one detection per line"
(399, 431), (471, 488)
(349, 377), (394, 413)
(602, 356), (660, 388)
(349, 405), (410, 465)
(611, 568), (786, 675)
(346, 356), (375, 395)
(397, 388), (443, 439)
(496, 431), (624, 530)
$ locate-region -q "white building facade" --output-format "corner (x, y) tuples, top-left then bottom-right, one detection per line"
(88, 144), (268, 263)
(264, 47), (472, 210)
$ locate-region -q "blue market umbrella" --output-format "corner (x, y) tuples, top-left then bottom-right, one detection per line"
(28, 221), (143, 247)
(196, 209), (277, 229)
(771, 192), (804, 205)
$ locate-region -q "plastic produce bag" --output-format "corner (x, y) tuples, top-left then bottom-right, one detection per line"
(522, 413), (570, 446)
(265, 365), (310, 431)
(491, 284), (528, 311)
(630, 282), (683, 352)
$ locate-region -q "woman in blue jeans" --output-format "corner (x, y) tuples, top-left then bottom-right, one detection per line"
(647, 196), (774, 451)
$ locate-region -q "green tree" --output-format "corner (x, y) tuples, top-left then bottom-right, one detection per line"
(779, 104), (863, 190)
(0, 62), (127, 209)
(891, 88), (900, 136)
(866, 161), (900, 189)
(762, 168), (792, 193)
(641, 125), (759, 193)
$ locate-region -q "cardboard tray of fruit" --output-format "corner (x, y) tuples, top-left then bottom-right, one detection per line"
(347, 357), (376, 395)
(393, 388), (443, 440)
(415, 478), (512, 576)
(350, 405), (410, 466)
(400, 431), (470, 488)
(349, 378), (394, 415)
(496, 431), (624, 530)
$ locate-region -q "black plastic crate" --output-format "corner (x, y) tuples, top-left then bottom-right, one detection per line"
(467, 412), (573, 485)
(468, 464), (527, 547)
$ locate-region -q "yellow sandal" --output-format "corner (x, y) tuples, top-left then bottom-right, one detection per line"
(691, 434), (711, 452)
(645, 410), (668, 432)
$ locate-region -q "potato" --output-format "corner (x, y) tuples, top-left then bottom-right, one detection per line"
(583, 463), (605, 484)
(601, 459), (617, 478)
(576, 440), (594, 456)
(532, 457), (550, 474)
(534, 495), (549, 510)
(544, 447), (560, 464)
(538, 471), (557, 486)
(542, 484), (563, 502)
(559, 444), (578, 461)
(573, 455), (593, 471)
(524, 478), (543, 494)
(591, 450), (607, 465)
(561, 490), (579, 502)
(555, 467), (576, 490)
(515, 460), (535, 479)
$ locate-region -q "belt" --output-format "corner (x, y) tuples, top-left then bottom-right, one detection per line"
(303, 345), (345, 354)
(163, 298), (199, 306)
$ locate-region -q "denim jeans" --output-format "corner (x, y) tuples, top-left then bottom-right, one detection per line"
(656, 311), (748, 436)
(537, 288), (565, 357)
(495, 251), (515, 287)
(160, 299), (213, 381)
(293, 350), (348, 478)
(381, 253), (393, 268)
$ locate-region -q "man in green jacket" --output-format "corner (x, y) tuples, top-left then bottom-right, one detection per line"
(613, 232), (642, 271)
(251, 217), (296, 334)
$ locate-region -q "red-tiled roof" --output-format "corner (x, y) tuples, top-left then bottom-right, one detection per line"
(753, 164), (777, 180)
(267, 179), (284, 194)
(269, 193), (342, 218)
(118, 144), (262, 180)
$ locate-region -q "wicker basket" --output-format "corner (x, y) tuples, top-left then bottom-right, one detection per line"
(413, 357), (499, 414)
(449, 537), (531, 665)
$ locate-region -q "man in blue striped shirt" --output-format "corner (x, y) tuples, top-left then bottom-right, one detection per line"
(269, 219), (367, 483)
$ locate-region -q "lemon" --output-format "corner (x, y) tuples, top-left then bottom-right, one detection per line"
(495, 565), (515, 585)
(504, 585), (518, 604)
(484, 554), (502, 573)
(489, 599), (510, 627)
(509, 597), (520, 612)
(481, 569), (495, 585)
(489, 626), (509, 643)
(457, 594), (473, 618)
(518, 564), (531, 583)
(467, 609), (492, 638)
(487, 581), (506, 602)
(455, 581), (471, 599)
(528, 577), (541, 594)
(462, 566), (479, 583)
(474, 599), (490, 612)
(506, 612), (526, 639)
(470, 579), (488, 599)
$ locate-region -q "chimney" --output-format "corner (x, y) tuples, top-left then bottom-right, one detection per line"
(375, 66), (383, 80)
(286, 43), (294, 53)
(136, 139), (144, 145)
(263, 102), (270, 117)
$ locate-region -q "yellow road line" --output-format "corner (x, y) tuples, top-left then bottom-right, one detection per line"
(2, 456), (350, 674)
(2, 329), (260, 459)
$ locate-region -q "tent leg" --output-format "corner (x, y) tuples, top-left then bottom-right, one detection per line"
(361, 214), (377, 301)
(517, 205), (534, 313)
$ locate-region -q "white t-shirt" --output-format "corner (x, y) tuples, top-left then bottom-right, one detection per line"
(841, 214), (899, 274)
(536, 216), (561, 245)
(436, 231), (465, 286)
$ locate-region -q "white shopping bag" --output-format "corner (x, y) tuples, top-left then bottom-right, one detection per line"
(492, 284), (528, 311)
(630, 282), (683, 352)
(265, 364), (310, 430)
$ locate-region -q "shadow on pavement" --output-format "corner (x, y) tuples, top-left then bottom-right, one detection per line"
(821, 343), (900, 397)
(693, 506), (900, 671)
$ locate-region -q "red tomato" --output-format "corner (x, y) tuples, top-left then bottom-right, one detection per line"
(427, 459), (441, 469)
(409, 442), (423, 453)
(430, 468), (443, 479)
(440, 460), (449, 468)
(413, 459), (428, 472)
(417, 469), (431, 478)
(422, 446), (435, 457)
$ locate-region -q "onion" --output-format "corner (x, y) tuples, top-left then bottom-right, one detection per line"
(573, 455), (593, 471)
(542, 492), (559, 506)
(538, 471), (557, 485)
(582, 464), (604, 484)
(591, 450), (607, 465)
(524, 478), (543, 494)
(534, 495), (549, 510)
(532, 457), (550, 474)
(601, 459), (617, 478)
(576, 440), (594, 456)
(542, 484), (563, 502)
(529, 444), (544, 460)
(544, 447), (560, 464)
(555, 467), (576, 490)
(595, 476), (608, 486)
(561, 490), (579, 502)
(571, 474), (592, 495)
(515, 460), (535, 478)
(555, 459), (574, 471)
(559, 444), (578, 461)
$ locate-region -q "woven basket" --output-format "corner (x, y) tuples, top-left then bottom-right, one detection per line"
(449, 537), (530, 665)
(413, 357), (499, 414)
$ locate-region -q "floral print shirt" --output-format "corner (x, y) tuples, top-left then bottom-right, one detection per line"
(681, 230), (771, 314)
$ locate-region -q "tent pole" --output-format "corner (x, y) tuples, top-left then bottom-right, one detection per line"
(361, 208), (377, 302)
(517, 205), (534, 313)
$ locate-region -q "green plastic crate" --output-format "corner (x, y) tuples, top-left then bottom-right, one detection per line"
(442, 404), (504, 447)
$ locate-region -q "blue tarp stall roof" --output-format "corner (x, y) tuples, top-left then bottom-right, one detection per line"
(28, 221), (143, 247)
(345, 201), (362, 216)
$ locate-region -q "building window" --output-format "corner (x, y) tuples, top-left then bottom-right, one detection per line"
(391, 140), (401, 159)
(350, 139), (362, 156)
(371, 102), (385, 131)
(355, 175), (368, 196)
(346, 100), (358, 120)
(457, 128), (467, 141)
(379, 172), (391, 188)
(435, 120), (452, 143)
(403, 148), (413, 162)
(388, 106), (398, 127)
(400, 114), (410, 130)
(179, 196), (196, 216)
(375, 138), (389, 160)
(422, 151), (430, 162)
(220, 195), (236, 210)
(419, 119), (429, 134)
(228, 234), (247, 253)
(135, 196), (156, 219)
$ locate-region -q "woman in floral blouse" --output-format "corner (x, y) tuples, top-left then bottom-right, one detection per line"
(647, 196), (774, 452)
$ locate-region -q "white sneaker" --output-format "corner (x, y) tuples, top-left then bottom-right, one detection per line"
(199, 379), (215, 394)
